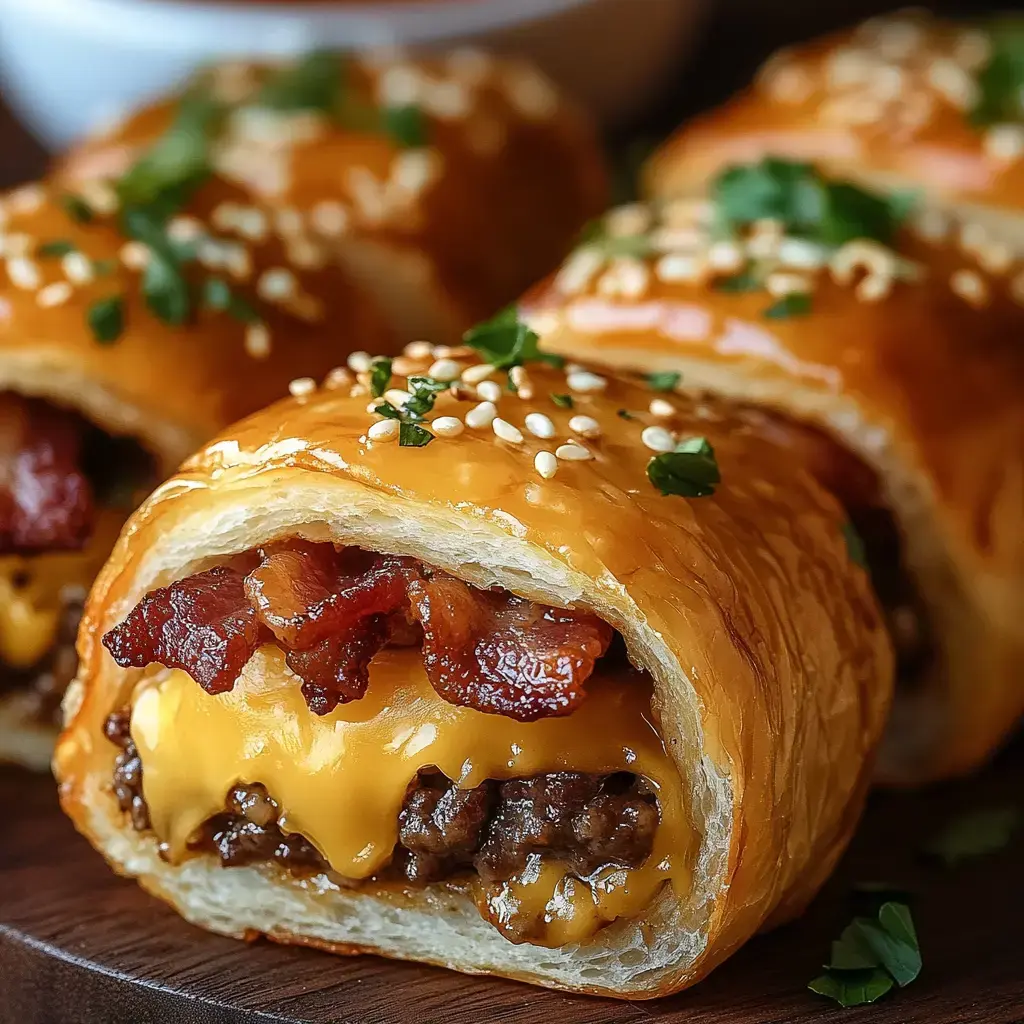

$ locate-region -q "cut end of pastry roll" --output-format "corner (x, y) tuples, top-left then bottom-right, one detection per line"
(57, 50), (608, 346)
(0, 179), (394, 768)
(56, 352), (891, 998)
(644, 12), (1024, 248)
(522, 182), (1024, 785)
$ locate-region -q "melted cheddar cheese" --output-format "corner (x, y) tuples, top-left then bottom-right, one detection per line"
(0, 509), (127, 669)
(131, 645), (693, 946)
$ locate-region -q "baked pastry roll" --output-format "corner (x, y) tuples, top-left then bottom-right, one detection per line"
(0, 179), (392, 768)
(55, 345), (891, 997)
(59, 50), (607, 345)
(521, 164), (1024, 784)
(645, 12), (1024, 249)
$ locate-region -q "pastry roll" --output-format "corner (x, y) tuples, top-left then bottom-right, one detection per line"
(0, 179), (392, 768)
(522, 164), (1024, 784)
(58, 50), (607, 345)
(645, 12), (1024, 248)
(56, 345), (891, 997)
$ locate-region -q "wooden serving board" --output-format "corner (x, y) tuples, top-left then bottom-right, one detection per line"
(2, 741), (1022, 1024)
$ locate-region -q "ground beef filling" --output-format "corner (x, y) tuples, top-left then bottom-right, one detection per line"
(103, 709), (658, 889)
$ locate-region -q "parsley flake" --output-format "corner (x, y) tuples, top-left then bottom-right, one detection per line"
(713, 269), (761, 293)
(87, 296), (125, 344)
(59, 194), (94, 224)
(972, 19), (1024, 125)
(382, 104), (429, 148)
(403, 376), (450, 419)
(257, 51), (340, 114)
(369, 357), (393, 398)
(464, 306), (561, 370)
(923, 806), (1020, 866)
(647, 437), (720, 498)
(575, 219), (654, 259)
(550, 393), (574, 409)
(764, 293), (811, 319)
(399, 421), (433, 448)
(843, 521), (868, 569)
(617, 409), (636, 420)
(202, 277), (259, 323)
(646, 371), (681, 392)
(37, 240), (76, 258)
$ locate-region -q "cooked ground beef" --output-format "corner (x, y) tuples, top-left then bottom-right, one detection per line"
(103, 710), (659, 888)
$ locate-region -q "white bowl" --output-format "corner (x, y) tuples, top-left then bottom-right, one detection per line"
(0, 0), (703, 147)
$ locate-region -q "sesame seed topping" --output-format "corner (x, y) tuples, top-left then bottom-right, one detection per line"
(257, 267), (297, 302)
(0, 233), (31, 258)
(597, 258), (649, 299)
(119, 241), (150, 270)
(324, 367), (353, 389)
(492, 418), (523, 444)
(7, 184), (45, 215)
(525, 412), (556, 439)
(348, 351), (373, 373)
(310, 200), (350, 238)
(36, 281), (72, 307)
(649, 398), (676, 418)
(554, 248), (604, 295)
(555, 442), (593, 462)
(275, 208), (304, 238)
(605, 203), (652, 239)
(392, 150), (441, 197)
(62, 251), (94, 284)
(461, 362), (495, 384)
(509, 365), (533, 399)
(366, 400), (382, 414)
(778, 237), (829, 270)
(368, 418), (400, 442)
(430, 416), (464, 438)
(641, 426), (675, 453)
(168, 216), (205, 244)
(464, 401), (497, 429)
(534, 451), (558, 480)
(384, 388), (413, 408)
(244, 322), (271, 359)
(476, 380), (502, 403)
(855, 273), (892, 303)
(830, 240), (896, 287)
(566, 370), (607, 394)
(427, 358), (462, 381)
(765, 271), (810, 298)
(392, 356), (426, 376)
(78, 180), (119, 215)
(568, 414), (601, 439)
(235, 208), (269, 242)
(984, 124), (1024, 164)
(950, 268), (989, 307)
(288, 377), (316, 397)
(502, 65), (559, 120)
(6, 257), (40, 290)
(978, 241), (1014, 275)
(707, 240), (744, 273)
(655, 253), (706, 285)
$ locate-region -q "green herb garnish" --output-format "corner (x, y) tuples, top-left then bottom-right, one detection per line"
(59, 194), (94, 224)
(647, 437), (720, 498)
(369, 357), (393, 398)
(923, 806), (1020, 866)
(646, 371), (681, 392)
(87, 296), (125, 344)
(202, 277), (260, 323)
(713, 269), (761, 293)
(403, 376), (450, 420)
(382, 104), (429, 148)
(764, 292), (811, 319)
(617, 409), (636, 420)
(257, 50), (340, 114)
(842, 521), (868, 569)
(972, 19), (1024, 125)
(550, 393), (574, 409)
(575, 218), (654, 259)
(399, 421), (434, 448)
(93, 258), (117, 277)
(464, 306), (561, 370)
(37, 240), (76, 258)
(809, 901), (921, 1008)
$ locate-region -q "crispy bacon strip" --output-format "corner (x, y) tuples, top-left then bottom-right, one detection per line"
(0, 395), (94, 553)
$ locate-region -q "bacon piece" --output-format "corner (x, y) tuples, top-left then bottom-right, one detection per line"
(244, 540), (418, 649)
(0, 394), (94, 553)
(285, 615), (390, 715)
(409, 576), (613, 721)
(103, 567), (264, 694)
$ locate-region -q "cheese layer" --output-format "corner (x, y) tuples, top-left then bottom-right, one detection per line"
(131, 645), (693, 945)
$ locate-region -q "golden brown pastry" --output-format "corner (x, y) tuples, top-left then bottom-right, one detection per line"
(58, 50), (607, 345)
(55, 342), (891, 998)
(0, 178), (393, 768)
(521, 164), (1024, 785)
(645, 12), (1024, 246)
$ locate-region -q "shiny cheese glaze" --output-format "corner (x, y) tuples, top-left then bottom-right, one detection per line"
(130, 645), (692, 946)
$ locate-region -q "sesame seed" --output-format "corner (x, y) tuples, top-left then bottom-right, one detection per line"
(464, 401), (497, 429)
(225, 245), (253, 281)
(212, 202), (240, 231)
(641, 426), (675, 452)
(36, 281), (72, 307)
(78, 180), (119, 215)
(525, 412), (556, 438)
(765, 271), (810, 298)
(927, 58), (978, 111)
(475, 379), (502, 403)
(235, 208), (268, 242)
(368, 418), (400, 442)
(348, 351), (373, 373)
(461, 362), (495, 384)
(0, 233), (31, 258)
(119, 241), (150, 270)
(366, 400), (382, 414)
(855, 273), (892, 303)
(503, 65), (558, 119)
(257, 267), (297, 302)
(567, 370), (607, 394)
(404, 340), (435, 360)
(534, 451), (558, 479)
(509, 366), (533, 398)
(708, 240), (744, 273)
(377, 64), (425, 107)
(324, 367), (353, 389)
(655, 253), (706, 284)
(597, 258), (650, 299)
(446, 47), (492, 85)
(778, 237), (828, 270)
(275, 208), (304, 237)
(286, 237), (325, 270)
(952, 29), (991, 72)
(428, 358), (462, 381)
(6, 257), (40, 290)
(950, 268), (989, 307)
(245, 322), (271, 359)
(977, 241), (1014, 275)
(289, 377), (316, 397)
(604, 203), (652, 239)
(746, 219), (784, 260)
(62, 251), (93, 284)
(310, 200), (350, 238)
(430, 416), (464, 438)
(392, 356), (426, 376)
(168, 216), (205, 244)
(912, 208), (949, 243)
(392, 150), (441, 196)
(649, 398), (675, 418)
(984, 124), (1024, 163)
(492, 418), (523, 444)
(662, 197), (714, 228)
(423, 80), (471, 120)
(830, 240), (896, 286)
(6, 184), (45, 215)
(555, 442), (593, 462)
(384, 388), (413, 408)
(555, 248), (604, 295)
(569, 414), (601, 439)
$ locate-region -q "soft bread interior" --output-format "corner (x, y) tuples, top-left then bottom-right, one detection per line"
(62, 470), (732, 998)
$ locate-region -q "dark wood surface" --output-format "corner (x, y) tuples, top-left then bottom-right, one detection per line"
(3, 743), (1023, 1024)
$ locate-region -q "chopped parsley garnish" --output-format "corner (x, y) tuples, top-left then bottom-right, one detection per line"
(87, 296), (125, 344)
(809, 901), (921, 1008)
(972, 19), (1024, 125)
(201, 277), (260, 323)
(371, 374), (450, 448)
(646, 370), (681, 392)
(257, 50), (340, 113)
(403, 376), (450, 419)
(93, 258), (117, 277)
(575, 218), (654, 259)
(617, 408), (636, 420)
(382, 104), (429, 148)
(464, 306), (561, 370)
(647, 437), (720, 498)
(713, 269), (761, 293)
(59, 194), (94, 224)
(842, 521), (868, 569)
(550, 393), (574, 409)
(764, 293), (811, 319)
(37, 240), (76, 258)
(923, 806), (1020, 866)
(369, 357), (393, 398)
(399, 421), (434, 448)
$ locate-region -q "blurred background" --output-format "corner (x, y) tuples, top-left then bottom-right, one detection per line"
(0, 0), (989, 186)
